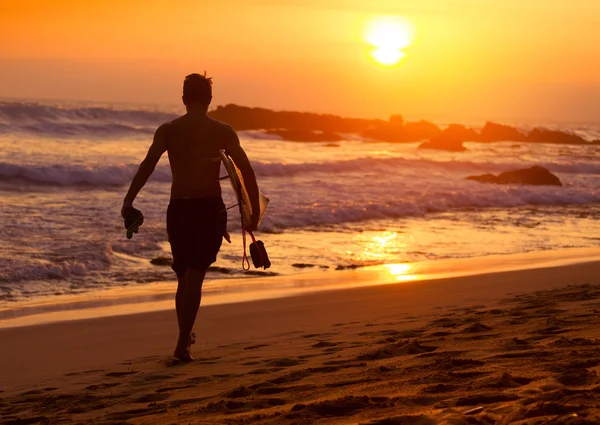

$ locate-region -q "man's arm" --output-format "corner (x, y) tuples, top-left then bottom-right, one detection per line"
(121, 124), (168, 217)
(224, 128), (260, 232)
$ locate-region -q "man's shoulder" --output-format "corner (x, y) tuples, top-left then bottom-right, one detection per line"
(207, 116), (236, 134)
(163, 115), (185, 128)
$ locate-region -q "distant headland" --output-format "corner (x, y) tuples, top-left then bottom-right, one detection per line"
(210, 104), (599, 151)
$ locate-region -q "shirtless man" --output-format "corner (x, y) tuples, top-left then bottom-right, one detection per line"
(121, 73), (260, 361)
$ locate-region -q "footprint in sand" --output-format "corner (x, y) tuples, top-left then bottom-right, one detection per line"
(358, 340), (437, 361)
(501, 337), (532, 351)
(244, 344), (269, 350)
(135, 393), (169, 403)
(311, 341), (338, 348)
(302, 333), (333, 339)
(547, 336), (600, 347)
(287, 395), (386, 420)
(427, 331), (453, 338)
(531, 326), (570, 336)
(248, 382), (317, 395)
(155, 384), (194, 393)
(361, 414), (437, 425)
(325, 377), (379, 388)
(487, 372), (532, 388)
(432, 357), (485, 370)
(263, 358), (304, 367)
(556, 369), (598, 386)
(248, 367), (285, 375)
(184, 376), (211, 384)
(421, 383), (458, 394)
(454, 392), (519, 406)
(85, 382), (122, 391)
(428, 318), (460, 329)
(105, 371), (138, 378)
(461, 322), (493, 333)
(168, 395), (212, 408)
(490, 350), (550, 359)
(225, 386), (253, 398)
(200, 397), (285, 414)
(140, 374), (177, 382)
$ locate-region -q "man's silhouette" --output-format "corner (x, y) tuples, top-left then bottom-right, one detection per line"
(122, 73), (260, 361)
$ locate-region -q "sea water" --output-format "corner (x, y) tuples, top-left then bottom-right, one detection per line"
(1, 100), (599, 304)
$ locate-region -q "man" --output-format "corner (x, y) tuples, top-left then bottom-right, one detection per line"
(121, 73), (260, 361)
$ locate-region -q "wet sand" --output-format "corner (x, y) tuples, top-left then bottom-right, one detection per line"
(1, 260), (600, 424)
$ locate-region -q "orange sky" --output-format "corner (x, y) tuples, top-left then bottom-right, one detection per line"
(1, 0), (599, 122)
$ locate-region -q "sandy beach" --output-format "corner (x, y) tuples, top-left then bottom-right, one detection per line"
(2, 259), (600, 424)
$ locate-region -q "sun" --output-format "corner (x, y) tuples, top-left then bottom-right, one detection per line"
(364, 17), (413, 66)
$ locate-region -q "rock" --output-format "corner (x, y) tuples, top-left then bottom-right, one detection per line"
(389, 114), (404, 126)
(437, 124), (479, 142)
(404, 120), (442, 140)
(467, 166), (562, 186)
(150, 257), (172, 266)
(324, 143), (340, 147)
(292, 263), (316, 268)
(418, 124), (478, 151)
(418, 139), (466, 152)
(362, 125), (411, 143)
(362, 120), (441, 143)
(209, 104), (376, 133)
(479, 122), (527, 142)
(266, 129), (344, 142)
(527, 128), (587, 144)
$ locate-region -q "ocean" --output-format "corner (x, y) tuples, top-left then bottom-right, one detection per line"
(1, 100), (599, 305)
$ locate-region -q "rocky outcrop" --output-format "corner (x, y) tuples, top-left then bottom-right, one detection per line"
(209, 104), (593, 145)
(362, 118), (441, 143)
(362, 125), (409, 143)
(418, 139), (466, 152)
(266, 129), (344, 142)
(527, 129), (587, 145)
(417, 124), (478, 151)
(210, 104), (378, 133)
(436, 124), (479, 142)
(480, 122), (527, 142)
(467, 166), (562, 186)
(404, 120), (442, 140)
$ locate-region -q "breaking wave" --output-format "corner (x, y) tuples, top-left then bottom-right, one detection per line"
(0, 101), (177, 138)
(1, 156), (600, 187)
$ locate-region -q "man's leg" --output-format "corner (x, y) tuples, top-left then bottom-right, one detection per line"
(175, 276), (185, 330)
(174, 267), (207, 361)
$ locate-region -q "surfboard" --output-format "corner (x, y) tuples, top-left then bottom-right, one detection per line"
(220, 149), (269, 229)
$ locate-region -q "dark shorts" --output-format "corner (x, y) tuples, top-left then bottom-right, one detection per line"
(167, 197), (227, 278)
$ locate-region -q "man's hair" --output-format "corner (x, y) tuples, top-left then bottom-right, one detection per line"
(183, 72), (213, 105)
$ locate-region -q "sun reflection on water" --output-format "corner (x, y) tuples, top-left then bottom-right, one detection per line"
(384, 263), (418, 282)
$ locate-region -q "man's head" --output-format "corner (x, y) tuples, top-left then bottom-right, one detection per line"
(182, 73), (213, 108)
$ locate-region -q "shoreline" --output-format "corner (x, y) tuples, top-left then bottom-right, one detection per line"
(1, 247), (599, 329)
(1, 259), (600, 423)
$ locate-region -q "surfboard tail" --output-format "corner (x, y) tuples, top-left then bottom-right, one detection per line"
(220, 149), (269, 229)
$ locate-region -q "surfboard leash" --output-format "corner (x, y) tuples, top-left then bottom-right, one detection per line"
(242, 228), (251, 270)
(242, 228), (269, 271)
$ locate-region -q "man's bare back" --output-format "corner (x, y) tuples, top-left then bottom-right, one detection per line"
(166, 114), (235, 199)
(143, 113), (258, 203)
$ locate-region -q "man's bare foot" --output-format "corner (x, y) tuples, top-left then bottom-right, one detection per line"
(174, 345), (194, 362)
